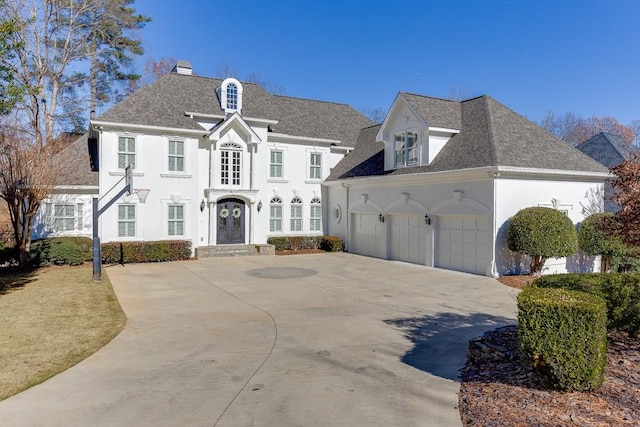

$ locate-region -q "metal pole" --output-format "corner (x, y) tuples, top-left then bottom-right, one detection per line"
(92, 197), (101, 282)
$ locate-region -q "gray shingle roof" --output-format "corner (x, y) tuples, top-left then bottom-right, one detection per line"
(327, 125), (386, 181)
(400, 93), (461, 130)
(98, 72), (372, 144)
(54, 134), (99, 186)
(575, 132), (634, 169)
(327, 94), (609, 181)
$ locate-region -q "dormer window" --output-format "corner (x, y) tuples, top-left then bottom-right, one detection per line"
(219, 78), (243, 114)
(394, 131), (418, 167)
(226, 83), (238, 110)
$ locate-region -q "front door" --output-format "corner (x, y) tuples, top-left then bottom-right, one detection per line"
(216, 198), (245, 244)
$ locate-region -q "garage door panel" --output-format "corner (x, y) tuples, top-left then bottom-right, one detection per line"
(390, 214), (428, 266)
(352, 214), (384, 259)
(463, 243), (476, 257)
(437, 215), (491, 276)
(450, 242), (463, 256)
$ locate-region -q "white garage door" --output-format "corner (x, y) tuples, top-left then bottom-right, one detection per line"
(390, 214), (428, 265)
(436, 215), (491, 275)
(351, 213), (384, 258)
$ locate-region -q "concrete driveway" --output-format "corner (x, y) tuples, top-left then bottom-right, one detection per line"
(0, 253), (518, 426)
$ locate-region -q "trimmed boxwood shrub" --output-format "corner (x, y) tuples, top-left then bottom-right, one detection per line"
(578, 213), (628, 272)
(266, 236), (344, 252)
(507, 207), (578, 275)
(101, 240), (192, 264)
(30, 237), (93, 266)
(320, 236), (344, 252)
(518, 286), (607, 391)
(533, 273), (640, 335)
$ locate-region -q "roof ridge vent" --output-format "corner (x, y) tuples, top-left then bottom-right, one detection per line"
(172, 60), (192, 75)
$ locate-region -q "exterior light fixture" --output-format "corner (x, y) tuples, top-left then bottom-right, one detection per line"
(378, 213), (385, 223)
(425, 214), (431, 225)
(200, 199), (206, 212)
(257, 200), (262, 212)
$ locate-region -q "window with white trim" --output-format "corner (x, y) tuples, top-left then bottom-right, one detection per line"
(220, 78), (243, 113)
(168, 140), (184, 172)
(221, 143), (241, 186)
(270, 150), (283, 178)
(226, 83), (238, 110)
(168, 205), (184, 236)
(269, 196), (283, 232)
(290, 196), (303, 232)
(118, 136), (136, 169)
(118, 204), (136, 237)
(394, 131), (418, 167)
(310, 197), (321, 232)
(309, 153), (322, 180)
(52, 204), (83, 232)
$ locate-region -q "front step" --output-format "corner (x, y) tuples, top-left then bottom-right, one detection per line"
(196, 244), (275, 258)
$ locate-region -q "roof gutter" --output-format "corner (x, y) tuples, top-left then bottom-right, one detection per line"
(495, 166), (612, 179)
(323, 165), (611, 188)
(268, 132), (342, 146)
(91, 120), (207, 136)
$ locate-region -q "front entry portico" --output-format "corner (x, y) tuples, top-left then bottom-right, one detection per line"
(216, 198), (245, 244)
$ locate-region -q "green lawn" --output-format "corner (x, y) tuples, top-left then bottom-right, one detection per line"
(0, 265), (126, 401)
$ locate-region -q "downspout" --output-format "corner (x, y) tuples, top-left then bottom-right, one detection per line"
(342, 182), (349, 251)
(249, 145), (254, 244)
(490, 171), (499, 277)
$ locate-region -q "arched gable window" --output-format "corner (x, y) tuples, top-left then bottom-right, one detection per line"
(220, 78), (243, 114)
(310, 197), (321, 232)
(291, 196), (303, 232)
(269, 196), (283, 232)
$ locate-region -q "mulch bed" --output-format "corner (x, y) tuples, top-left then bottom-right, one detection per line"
(275, 249), (326, 256)
(459, 275), (640, 426)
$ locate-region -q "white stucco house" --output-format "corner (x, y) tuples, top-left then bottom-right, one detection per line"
(35, 61), (372, 255)
(35, 61), (610, 276)
(323, 93), (610, 276)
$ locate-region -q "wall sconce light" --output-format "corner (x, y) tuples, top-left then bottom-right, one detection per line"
(257, 200), (262, 212)
(200, 199), (206, 212)
(425, 214), (431, 225)
(378, 213), (385, 223)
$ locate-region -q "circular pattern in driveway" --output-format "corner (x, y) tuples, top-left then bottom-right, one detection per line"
(245, 267), (317, 279)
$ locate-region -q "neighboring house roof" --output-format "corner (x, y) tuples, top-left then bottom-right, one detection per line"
(54, 134), (98, 186)
(575, 132), (635, 169)
(328, 95), (609, 181)
(97, 72), (372, 144)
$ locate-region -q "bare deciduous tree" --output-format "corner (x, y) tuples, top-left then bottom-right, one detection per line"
(0, 125), (61, 265)
(539, 111), (635, 146)
(359, 107), (386, 124)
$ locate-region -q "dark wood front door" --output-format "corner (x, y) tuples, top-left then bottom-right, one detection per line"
(216, 198), (245, 244)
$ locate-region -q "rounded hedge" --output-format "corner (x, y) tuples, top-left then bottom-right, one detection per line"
(507, 207), (577, 273)
(578, 213), (627, 257)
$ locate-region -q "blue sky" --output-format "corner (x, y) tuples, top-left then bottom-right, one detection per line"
(133, 0), (640, 124)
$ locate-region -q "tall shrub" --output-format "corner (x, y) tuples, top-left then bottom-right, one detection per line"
(507, 207), (578, 275)
(578, 213), (628, 272)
